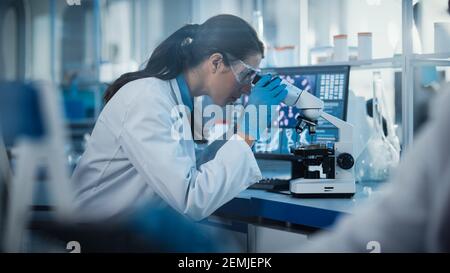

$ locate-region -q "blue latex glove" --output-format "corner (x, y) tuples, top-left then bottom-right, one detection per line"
(247, 74), (288, 107)
(238, 75), (288, 140)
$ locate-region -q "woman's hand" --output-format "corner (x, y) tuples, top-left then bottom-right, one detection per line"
(246, 74), (287, 107)
(237, 74), (287, 141)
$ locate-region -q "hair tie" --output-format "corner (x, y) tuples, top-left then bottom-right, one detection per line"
(181, 37), (194, 47)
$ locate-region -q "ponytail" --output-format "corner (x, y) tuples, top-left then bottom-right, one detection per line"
(104, 15), (264, 104)
(104, 24), (199, 103)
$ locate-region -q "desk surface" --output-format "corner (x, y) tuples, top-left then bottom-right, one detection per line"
(215, 182), (385, 230)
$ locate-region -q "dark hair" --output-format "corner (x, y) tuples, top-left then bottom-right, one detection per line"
(103, 14), (264, 104)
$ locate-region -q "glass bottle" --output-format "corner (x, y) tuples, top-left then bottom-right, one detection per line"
(355, 72), (400, 183)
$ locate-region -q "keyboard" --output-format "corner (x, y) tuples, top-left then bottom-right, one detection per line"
(248, 178), (291, 191)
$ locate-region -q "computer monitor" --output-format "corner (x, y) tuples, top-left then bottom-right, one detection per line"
(254, 65), (350, 155)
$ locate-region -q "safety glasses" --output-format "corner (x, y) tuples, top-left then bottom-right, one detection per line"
(225, 53), (261, 86)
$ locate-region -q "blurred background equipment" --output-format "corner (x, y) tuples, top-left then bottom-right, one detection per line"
(0, 82), (74, 252)
(1, 0), (448, 150)
(0, 0), (450, 253)
(0, 135), (11, 251)
(355, 72), (401, 183)
(357, 32), (373, 60)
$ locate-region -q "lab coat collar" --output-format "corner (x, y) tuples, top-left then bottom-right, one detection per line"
(176, 74), (194, 112)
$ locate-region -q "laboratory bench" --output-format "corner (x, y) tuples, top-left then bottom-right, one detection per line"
(201, 181), (385, 252)
(26, 159), (385, 252)
(212, 159), (384, 230)
(216, 182), (383, 229)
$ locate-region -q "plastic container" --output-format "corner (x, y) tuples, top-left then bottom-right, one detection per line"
(333, 34), (349, 62)
(309, 46), (334, 64)
(358, 32), (373, 60)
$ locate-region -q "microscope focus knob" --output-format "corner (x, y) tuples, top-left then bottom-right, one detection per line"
(337, 153), (354, 170)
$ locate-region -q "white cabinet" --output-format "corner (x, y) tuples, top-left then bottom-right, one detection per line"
(200, 216), (249, 253)
(202, 216), (314, 253)
(248, 224), (310, 253)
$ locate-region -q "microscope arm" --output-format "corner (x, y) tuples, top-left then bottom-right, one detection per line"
(255, 74), (352, 139)
(252, 74), (324, 121)
(284, 81), (352, 144)
(321, 112), (353, 143)
(283, 80), (324, 121)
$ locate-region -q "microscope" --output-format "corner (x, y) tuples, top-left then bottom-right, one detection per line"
(254, 75), (356, 197)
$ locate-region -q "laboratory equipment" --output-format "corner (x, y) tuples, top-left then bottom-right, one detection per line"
(355, 72), (400, 183)
(309, 46), (334, 64)
(0, 135), (11, 250)
(252, 68), (356, 197)
(333, 34), (349, 62)
(256, 65), (350, 151)
(0, 82), (75, 252)
(358, 32), (373, 60)
(247, 178), (290, 191)
(289, 111), (355, 197)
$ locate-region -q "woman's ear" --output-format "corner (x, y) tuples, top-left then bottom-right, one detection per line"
(208, 53), (225, 74)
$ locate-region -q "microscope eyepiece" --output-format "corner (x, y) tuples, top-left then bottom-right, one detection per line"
(252, 74), (262, 85)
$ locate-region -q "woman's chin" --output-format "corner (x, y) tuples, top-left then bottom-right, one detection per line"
(227, 96), (240, 105)
(214, 98), (229, 107)
(209, 96), (236, 107)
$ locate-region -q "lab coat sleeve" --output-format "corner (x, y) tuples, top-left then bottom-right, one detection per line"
(295, 91), (450, 253)
(118, 91), (261, 221)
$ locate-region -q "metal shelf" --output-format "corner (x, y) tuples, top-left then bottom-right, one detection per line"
(413, 52), (450, 59)
(315, 57), (402, 70)
(411, 52), (450, 67)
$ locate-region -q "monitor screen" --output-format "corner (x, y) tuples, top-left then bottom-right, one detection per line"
(253, 65), (350, 154)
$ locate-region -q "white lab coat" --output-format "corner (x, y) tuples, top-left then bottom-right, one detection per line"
(296, 89), (450, 253)
(71, 77), (262, 221)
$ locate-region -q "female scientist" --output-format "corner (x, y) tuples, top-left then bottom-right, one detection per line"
(71, 15), (287, 221)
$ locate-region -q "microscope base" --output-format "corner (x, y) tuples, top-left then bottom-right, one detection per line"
(290, 178), (355, 198)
